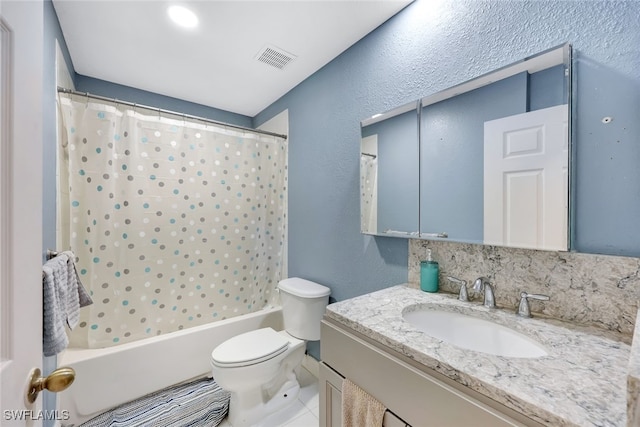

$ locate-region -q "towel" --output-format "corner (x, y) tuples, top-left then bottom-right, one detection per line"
(60, 251), (93, 313)
(43, 251), (93, 356)
(342, 379), (386, 427)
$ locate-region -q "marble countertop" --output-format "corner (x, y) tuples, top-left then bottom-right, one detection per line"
(325, 285), (632, 427)
(627, 308), (640, 426)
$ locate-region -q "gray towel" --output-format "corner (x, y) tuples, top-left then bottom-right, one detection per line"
(60, 251), (93, 311)
(43, 252), (93, 356)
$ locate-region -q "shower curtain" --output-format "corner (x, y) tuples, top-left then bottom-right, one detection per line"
(360, 155), (377, 233)
(57, 94), (287, 348)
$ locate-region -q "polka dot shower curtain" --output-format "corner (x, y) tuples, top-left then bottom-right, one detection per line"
(57, 94), (287, 348)
(360, 154), (377, 233)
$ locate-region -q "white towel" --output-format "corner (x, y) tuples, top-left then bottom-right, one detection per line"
(42, 251), (92, 356)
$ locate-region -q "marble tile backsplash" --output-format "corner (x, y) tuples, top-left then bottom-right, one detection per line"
(408, 240), (640, 336)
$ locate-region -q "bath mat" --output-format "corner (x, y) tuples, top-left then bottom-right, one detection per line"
(75, 377), (230, 427)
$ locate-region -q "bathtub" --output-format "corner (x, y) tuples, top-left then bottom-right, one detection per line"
(57, 306), (284, 426)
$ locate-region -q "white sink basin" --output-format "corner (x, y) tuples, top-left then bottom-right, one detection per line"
(403, 308), (548, 358)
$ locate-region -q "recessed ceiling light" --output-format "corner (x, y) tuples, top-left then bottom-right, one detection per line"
(167, 5), (199, 29)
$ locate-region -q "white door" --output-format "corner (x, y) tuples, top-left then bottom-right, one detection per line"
(0, 1), (44, 425)
(484, 104), (568, 251)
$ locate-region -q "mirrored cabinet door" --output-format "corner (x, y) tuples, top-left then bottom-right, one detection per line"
(360, 102), (420, 236)
(360, 44), (571, 252)
(419, 43), (571, 250)
(420, 72), (529, 243)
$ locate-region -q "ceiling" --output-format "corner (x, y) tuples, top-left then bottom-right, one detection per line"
(53, 1), (413, 117)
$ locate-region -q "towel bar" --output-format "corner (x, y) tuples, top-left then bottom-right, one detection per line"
(46, 249), (59, 260)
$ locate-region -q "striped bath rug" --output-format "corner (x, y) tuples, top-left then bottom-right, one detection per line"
(77, 377), (230, 427)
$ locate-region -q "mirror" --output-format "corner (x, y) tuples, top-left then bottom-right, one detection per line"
(360, 101), (419, 236)
(361, 43), (571, 251)
(420, 44), (570, 250)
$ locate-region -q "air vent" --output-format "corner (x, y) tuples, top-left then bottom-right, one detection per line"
(255, 45), (296, 70)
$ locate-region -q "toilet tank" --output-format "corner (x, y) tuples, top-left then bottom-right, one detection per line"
(278, 278), (331, 341)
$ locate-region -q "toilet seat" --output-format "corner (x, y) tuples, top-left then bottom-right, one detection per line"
(211, 327), (290, 368)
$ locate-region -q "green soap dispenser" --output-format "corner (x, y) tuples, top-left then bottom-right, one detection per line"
(420, 248), (439, 293)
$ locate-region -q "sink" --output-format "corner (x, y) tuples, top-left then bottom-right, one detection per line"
(402, 308), (548, 358)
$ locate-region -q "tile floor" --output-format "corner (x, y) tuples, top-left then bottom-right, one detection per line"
(219, 366), (320, 427)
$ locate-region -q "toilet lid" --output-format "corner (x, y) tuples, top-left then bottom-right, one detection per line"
(278, 277), (331, 298)
(211, 327), (289, 368)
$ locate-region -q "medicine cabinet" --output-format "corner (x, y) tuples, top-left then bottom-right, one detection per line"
(360, 43), (571, 251)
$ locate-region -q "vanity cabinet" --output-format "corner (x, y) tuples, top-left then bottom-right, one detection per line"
(319, 318), (544, 427)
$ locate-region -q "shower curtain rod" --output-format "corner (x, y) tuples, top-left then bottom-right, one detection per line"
(57, 87), (288, 140)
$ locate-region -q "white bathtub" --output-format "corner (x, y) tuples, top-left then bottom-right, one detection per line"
(57, 306), (284, 426)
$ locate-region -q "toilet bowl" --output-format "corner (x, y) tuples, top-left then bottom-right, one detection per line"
(210, 278), (330, 427)
(211, 328), (305, 427)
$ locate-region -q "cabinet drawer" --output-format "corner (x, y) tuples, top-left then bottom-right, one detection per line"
(321, 319), (542, 427)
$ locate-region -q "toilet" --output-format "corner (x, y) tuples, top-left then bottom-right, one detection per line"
(210, 277), (331, 427)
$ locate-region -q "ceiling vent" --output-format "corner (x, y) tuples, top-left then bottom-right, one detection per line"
(255, 45), (296, 70)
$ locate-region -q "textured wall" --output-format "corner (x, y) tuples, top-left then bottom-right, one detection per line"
(255, 0), (640, 317)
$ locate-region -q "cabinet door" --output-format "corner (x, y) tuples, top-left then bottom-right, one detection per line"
(319, 362), (344, 427)
(320, 362), (409, 427)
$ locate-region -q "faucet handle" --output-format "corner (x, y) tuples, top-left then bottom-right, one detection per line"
(447, 276), (468, 302)
(517, 292), (550, 318)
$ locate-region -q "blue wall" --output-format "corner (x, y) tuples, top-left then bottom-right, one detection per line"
(529, 64), (566, 111)
(254, 0), (640, 318)
(420, 72), (527, 242)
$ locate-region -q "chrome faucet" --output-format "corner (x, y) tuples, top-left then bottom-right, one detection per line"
(473, 277), (496, 308)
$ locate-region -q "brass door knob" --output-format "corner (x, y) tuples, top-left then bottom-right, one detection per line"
(26, 367), (75, 403)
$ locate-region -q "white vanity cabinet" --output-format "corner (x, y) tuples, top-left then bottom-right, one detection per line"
(319, 319), (544, 427)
